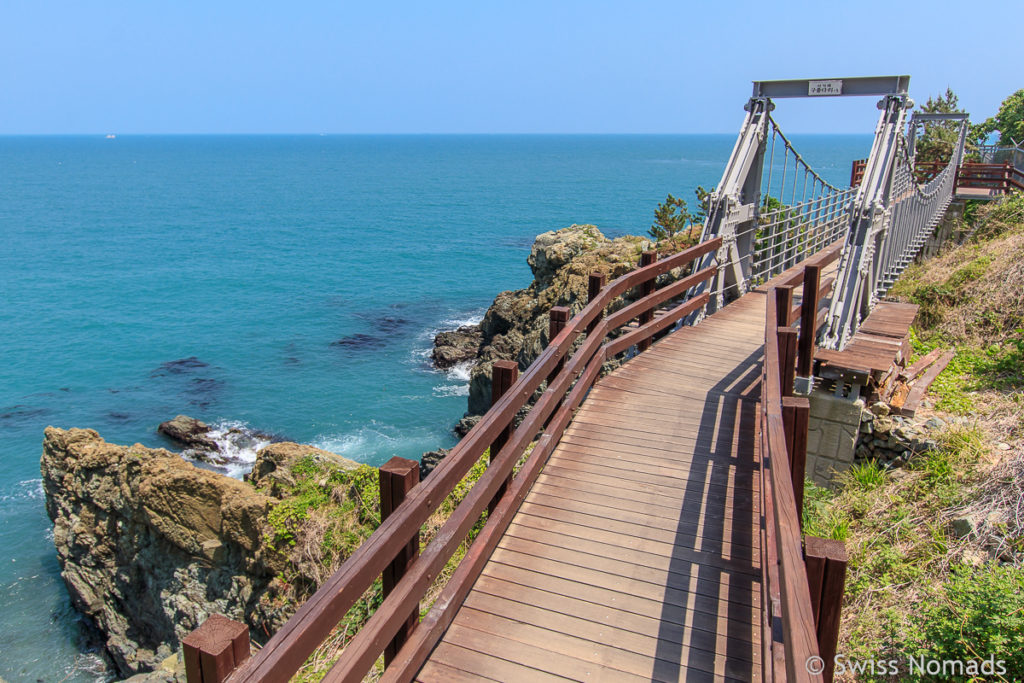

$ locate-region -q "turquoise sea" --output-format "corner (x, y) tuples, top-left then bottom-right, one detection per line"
(0, 134), (870, 680)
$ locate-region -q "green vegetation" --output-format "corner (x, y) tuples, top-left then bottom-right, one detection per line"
(648, 186), (714, 246)
(804, 426), (1021, 677)
(649, 193), (695, 242)
(804, 191), (1024, 679)
(265, 458), (380, 549)
(913, 89), (986, 166)
(913, 565), (1024, 680)
(265, 451), (492, 682)
(978, 89), (1024, 147)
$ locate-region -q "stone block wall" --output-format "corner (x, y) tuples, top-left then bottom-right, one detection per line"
(806, 386), (863, 485)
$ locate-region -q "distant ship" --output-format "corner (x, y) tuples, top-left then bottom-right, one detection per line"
(106, 134), (116, 139)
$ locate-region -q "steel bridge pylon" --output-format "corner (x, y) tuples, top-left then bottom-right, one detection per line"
(697, 75), (970, 351)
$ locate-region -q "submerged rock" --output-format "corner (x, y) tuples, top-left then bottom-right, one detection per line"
(151, 357), (209, 377)
(331, 333), (386, 350)
(158, 415), (220, 452)
(431, 326), (483, 370)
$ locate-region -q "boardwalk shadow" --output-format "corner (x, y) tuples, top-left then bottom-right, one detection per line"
(651, 344), (763, 682)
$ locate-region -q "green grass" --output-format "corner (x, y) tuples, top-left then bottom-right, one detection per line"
(802, 480), (850, 541)
(848, 459), (887, 490)
(907, 327), (1024, 415)
(910, 564), (1024, 681)
(280, 449), (495, 682)
(803, 426), (1000, 675)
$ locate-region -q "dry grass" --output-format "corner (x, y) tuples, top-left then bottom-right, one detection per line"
(952, 444), (1024, 566)
(289, 451), (492, 682)
(822, 196), (1024, 678)
(890, 197), (1024, 346)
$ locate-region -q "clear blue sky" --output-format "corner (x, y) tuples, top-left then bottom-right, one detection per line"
(2, 0), (1019, 134)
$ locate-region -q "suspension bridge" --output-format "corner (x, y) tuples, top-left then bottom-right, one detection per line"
(181, 76), (1019, 682)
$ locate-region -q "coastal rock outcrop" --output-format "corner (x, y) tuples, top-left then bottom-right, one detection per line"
(157, 415), (220, 453)
(42, 427), (277, 675)
(433, 224), (672, 418)
(156, 415), (282, 470)
(246, 441), (359, 496)
(431, 326), (483, 369)
(41, 428), (363, 678)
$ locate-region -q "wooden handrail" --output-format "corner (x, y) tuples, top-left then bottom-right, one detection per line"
(222, 236), (722, 683)
(957, 162), (1024, 194)
(762, 290), (822, 682)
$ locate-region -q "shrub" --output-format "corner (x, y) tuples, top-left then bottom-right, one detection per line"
(912, 564), (1024, 680)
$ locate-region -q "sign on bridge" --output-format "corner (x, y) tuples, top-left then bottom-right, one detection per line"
(808, 79), (843, 96)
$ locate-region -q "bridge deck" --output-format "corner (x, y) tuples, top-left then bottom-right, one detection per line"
(418, 293), (768, 682)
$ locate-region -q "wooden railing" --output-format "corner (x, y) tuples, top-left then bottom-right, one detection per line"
(183, 237), (722, 683)
(760, 247), (848, 683)
(914, 159), (945, 184)
(849, 158), (867, 187)
(956, 161), (1024, 194)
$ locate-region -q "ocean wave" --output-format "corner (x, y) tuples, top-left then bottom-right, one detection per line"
(0, 478), (44, 504)
(62, 652), (108, 682)
(415, 309), (487, 345)
(433, 383), (470, 398)
(409, 309), (486, 379)
(445, 360), (474, 383)
(311, 422), (441, 464)
(182, 420), (273, 480)
(311, 431), (372, 457)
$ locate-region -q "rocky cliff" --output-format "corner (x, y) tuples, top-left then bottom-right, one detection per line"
(41, 427), (364, 678)
(436, 224), (700, 428)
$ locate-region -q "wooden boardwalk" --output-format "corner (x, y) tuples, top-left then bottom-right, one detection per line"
(418, 293), (768, 682)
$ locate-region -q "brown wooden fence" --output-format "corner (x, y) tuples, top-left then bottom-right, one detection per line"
(760, 247), (848, 682)
(184, 237), (723, 683)
(849, 159), (867, 188)
(956, 162), (1024, 194)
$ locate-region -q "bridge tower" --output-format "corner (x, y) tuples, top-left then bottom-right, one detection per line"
(700, 75), (970, 349)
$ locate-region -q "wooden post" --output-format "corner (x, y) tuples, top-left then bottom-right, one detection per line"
(183, 614), (250, 683)
(547, 306), (570, 383)
(775, 285), (794, 328)
(777, 328), (798, 398)
(379, 456), (420, 668)
(798, 265), (821, 378)
(488, 360), (518, 513)
(804, 537), (848, 683)
(782, 396), (810, 524)
(586, 272), (606, 336)
(638, 251), (657, 352)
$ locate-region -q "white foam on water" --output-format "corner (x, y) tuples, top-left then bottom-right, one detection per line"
(414, 309), (486, 347)
(446, 360), (474, 382)
(0, 478), (44, 504)
(62, 652), (108, 682)
(439, 310), (487, 330)
(408, 310), (485, 404)
(311, 431), (371, 457)
(311, 421), (442, 464)
(428, 359), (474, 398)
(433, 383), (469, 398)
(182, 420), (274, 480)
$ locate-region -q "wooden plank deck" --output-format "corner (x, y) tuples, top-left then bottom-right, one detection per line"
(418, 293), (768, 682)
